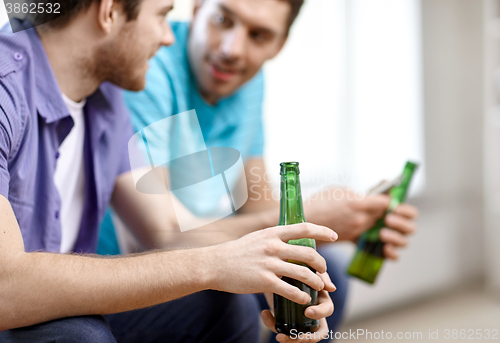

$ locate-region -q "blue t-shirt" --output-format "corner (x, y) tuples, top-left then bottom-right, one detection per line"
(97, 22), (265, 254)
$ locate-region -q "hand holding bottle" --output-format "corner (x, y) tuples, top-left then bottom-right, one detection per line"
(348, 162), (419, 283)
(303, 190), (418, 257)
(261, 271), (336, 343)
(379, 203), (419, 259)
(206, 223), (338, 304)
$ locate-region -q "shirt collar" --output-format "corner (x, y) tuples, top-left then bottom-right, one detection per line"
(26, 28), (117, 127)
(26, 28), (71, 124)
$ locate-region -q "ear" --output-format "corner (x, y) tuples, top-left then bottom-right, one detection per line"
(97, 0), (118, 34)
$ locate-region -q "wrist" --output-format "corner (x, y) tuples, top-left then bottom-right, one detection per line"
(194, 245), (220, 291)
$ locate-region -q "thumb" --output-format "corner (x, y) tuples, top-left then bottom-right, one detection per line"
(357, 194), (390, 214)
(261, 310), (278, 333)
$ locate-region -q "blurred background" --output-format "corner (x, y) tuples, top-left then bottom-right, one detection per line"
(1, 0), (499, 340)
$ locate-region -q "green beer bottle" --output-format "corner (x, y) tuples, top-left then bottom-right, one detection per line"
(274, 162), (319, 335)
(347, 161), (419, 284)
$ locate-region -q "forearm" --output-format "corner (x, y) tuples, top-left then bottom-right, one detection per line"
(155, 207), (279, 249)
(0, 246), (215, 330)
(238, 191), (279, 214)
(112, 170), (281, 249)
(240, 159), (280, 214)
(197, 208), (278, 241)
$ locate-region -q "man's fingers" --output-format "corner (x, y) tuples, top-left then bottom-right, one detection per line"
(383, 243), (399, 260)
(278, 263), (325, 292)
(318, 271), (336, 292)
(355, 194), (390, 215)
(273, 279), (313, 304)
(384, 213), (417, 235)
(261, 310), (277, 334)
(304, 290), (334, 319)
(392, 203), (419, 219)
(379, 228), (409, 247)
(281, 245), (327, 274)
(277, 223), (338, 243)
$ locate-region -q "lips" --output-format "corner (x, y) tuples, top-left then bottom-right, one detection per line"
(210, 63), (236, 82)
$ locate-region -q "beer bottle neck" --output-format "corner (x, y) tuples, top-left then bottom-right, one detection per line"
(389, 162), (418, 210)
(279, 168), (306, 225)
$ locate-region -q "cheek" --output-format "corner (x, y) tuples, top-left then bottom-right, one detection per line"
(245, 52), (267, 76)
(204, 26), (224, 57)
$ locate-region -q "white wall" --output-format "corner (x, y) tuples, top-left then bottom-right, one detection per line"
(263, 0), (424, 196)
(0, 0), (8, 27)
(483, 0), (500, 294)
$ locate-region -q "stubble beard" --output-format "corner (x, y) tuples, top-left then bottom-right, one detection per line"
(93, 23), (148, 91)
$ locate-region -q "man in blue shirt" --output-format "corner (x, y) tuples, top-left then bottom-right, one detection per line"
(99, 0), (420, 339)
(0, 0), (338, 342)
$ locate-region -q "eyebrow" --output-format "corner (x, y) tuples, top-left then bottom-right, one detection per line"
(218, 4), (278, 37)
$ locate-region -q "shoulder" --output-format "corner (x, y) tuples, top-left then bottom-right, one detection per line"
(171, 21), (190, 42)
(239, 70), (264, 95)
(235, 70), (265, 105)
(0, 28), (37, 113)
(0, 29), (31, 79)
(140, 21), (192, 92)
(153, 21), (190, 66)
(0, 30), (32, 148)
(0, 77), (23, 158)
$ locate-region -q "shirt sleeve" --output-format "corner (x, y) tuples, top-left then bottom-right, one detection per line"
(0, 119), (11, 198)
(0, 84), (15, 198)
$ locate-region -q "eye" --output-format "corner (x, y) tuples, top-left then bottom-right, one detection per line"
(250, 31), (268, 43)
(211, 12), (232, 28)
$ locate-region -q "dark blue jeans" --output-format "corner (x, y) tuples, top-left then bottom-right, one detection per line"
(0, 290), (261, 343)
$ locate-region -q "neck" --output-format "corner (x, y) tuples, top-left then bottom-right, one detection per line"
(37, 24), (101, 103)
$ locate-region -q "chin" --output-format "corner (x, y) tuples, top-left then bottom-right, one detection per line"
(129, 79), (147, 92)
(215, 84), (241, 98)
(118, 75), (147, 92)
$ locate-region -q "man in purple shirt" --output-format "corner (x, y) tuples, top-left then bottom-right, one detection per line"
(0, 0), (337, 342)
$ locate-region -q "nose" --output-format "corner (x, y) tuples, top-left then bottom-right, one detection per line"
(161, 22), (175, 47)
(220, 27), (246, 62)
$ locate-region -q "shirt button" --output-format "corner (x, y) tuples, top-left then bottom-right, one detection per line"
(55, 211), (60, 219)
(14, 52), (23, 61)
(55, 152), (60, 159)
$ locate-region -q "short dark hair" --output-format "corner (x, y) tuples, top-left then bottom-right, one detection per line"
(281, 0), (304, 34)
(36, 0), (143, 29)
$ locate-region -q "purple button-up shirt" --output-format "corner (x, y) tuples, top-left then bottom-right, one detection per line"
(0, 27), (133, 253)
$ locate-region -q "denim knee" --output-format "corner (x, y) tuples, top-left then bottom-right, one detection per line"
(198, 290), (261, 343)
(0, 316), (116, 343)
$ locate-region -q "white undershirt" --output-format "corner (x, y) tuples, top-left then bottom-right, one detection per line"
(54, 94), (86, 253)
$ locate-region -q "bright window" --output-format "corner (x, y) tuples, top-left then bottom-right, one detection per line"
(263, 0), (424, 195)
